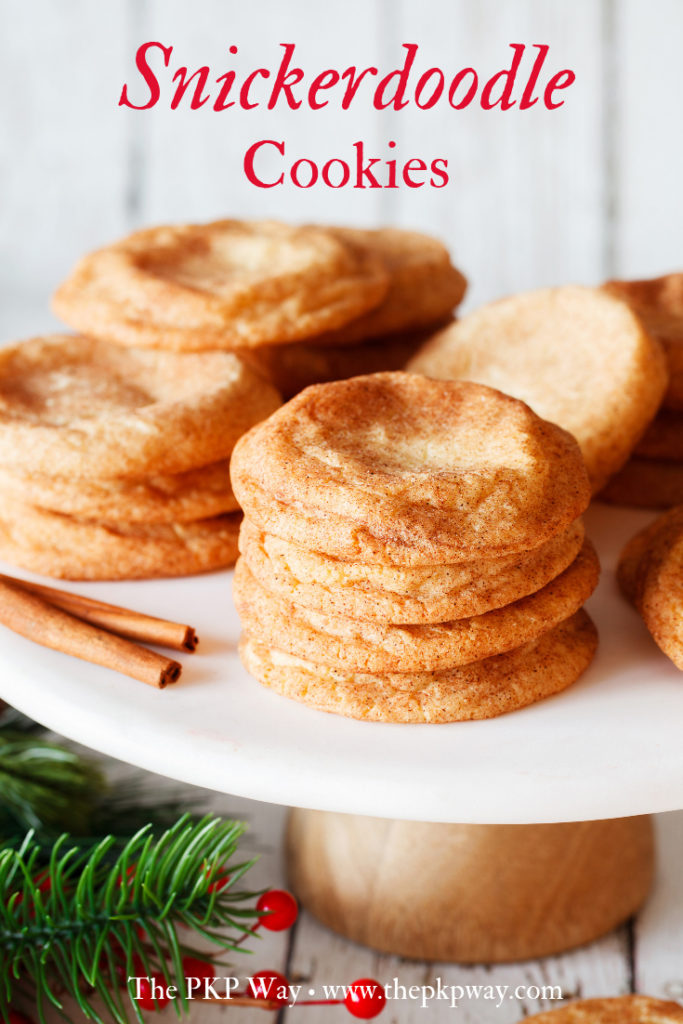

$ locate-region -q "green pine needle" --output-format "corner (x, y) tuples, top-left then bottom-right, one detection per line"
(1, 815), (260, 1024)
(0, 731), (104, 837)
(0, 717), (203, 862)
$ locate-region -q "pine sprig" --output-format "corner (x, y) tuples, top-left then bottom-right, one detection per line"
(1, 815), (260, 1024)
(0, 713), (201, 862)
(0, 731), (104, 837)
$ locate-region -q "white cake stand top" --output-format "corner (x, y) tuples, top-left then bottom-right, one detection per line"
(1, 504), (680, 825)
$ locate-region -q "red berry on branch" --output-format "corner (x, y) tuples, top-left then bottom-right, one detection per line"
(344, 979), (386, 1019)
(255, 889), (298, 931)
(115, 864), (137, 896)
(135, 973), (171, 1012)
(8, 870), (52, 915)
(205, 864), (231, 894)
(247, 970), (290, 1006)
(182, 956), (216, 982)
(33, 871), (52, 894)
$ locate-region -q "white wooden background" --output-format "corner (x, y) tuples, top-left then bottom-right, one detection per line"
(1, 0), (682, 335)
(1, 1), (683, 1020)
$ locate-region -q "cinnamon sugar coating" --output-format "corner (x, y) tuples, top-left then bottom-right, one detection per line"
(635, 409), (683, 461)
(605, 273), (683, 409)
(239, 611), (597, 723)
(599, 457), (683, 509)
(238, 518), (585, 623)
(525, 995), (683, 1023)
(52, 220), (390, 351)
(242, 327), (435, 399)
(0, 334), (280, 478)
(231, 373), (590, 564)
(409, 285), (668, 492)
(233, 542), (599, 672)
(0, 498), (241, 580)
(0, 459), (238, 524)
(618, 505), (683, 670)
(311, 227), (466, 344)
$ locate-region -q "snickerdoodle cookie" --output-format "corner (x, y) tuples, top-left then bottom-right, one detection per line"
(52, 220), (390, 351)
(617, 505), (683, 669)
(408, 286), (668, 492)
(635, 409), (683, 461)
(243, 328), (434, 400)
(0, 334), (281, 478)
(599, 458), (683, 509)
(313, 227), (466, 345)
(231, 374), (590, 564)
(238, 518), (585, 623)
(239, 610), (597, 723)
(238, 225), (464, 398)
(0, 498), (241, 580)
(605, 273), (683, 409)
(524, 995), (683, 1023)
(233, 542), (598, 672)
(0, 460), (238, 524)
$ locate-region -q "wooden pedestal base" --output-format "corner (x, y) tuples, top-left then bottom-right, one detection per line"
(286, 810), (655, 963)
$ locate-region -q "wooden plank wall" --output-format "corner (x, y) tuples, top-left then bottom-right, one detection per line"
(1, 0), (681, 335)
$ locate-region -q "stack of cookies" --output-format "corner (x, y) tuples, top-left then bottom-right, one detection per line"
(0, 335), (280, 578)
(601, 273), (683, 507)
(0, 218), (466, 581)
(239, 226), (468, 397)
(52, 220), (467, 399)
(231, 373), (599, 723)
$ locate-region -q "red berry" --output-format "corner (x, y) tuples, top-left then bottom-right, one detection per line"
(182, 956), (215, 982)
(118, 865), (137, 885)
(8, 871), (52, 916)
(135, 973), (171, 1012)
(115, 865), (137, 899)
(344, 979), (386, 1019)
(247, 970), (289, 1006)
(255, 889), (298, 931)
(33, 871), (52, 894)
(205, 864), (230, 894)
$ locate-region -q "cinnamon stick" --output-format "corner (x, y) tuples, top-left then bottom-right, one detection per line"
(0, 579), (181, 688)
(0, 573), (197, 652)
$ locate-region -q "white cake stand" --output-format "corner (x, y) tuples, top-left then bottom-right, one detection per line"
(0, 503), (674, 962)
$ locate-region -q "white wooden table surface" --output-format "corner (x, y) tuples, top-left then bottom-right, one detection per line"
(166, 795), (683, 1024)
(37, 753), (683, 1024)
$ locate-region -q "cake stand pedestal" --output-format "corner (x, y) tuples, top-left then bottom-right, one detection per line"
(286, 811), (654, 962)
(0, 504), (677, 962)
